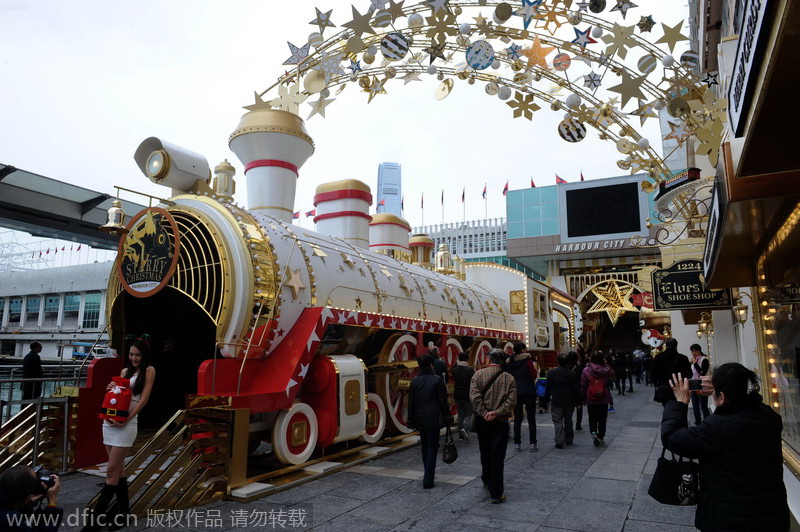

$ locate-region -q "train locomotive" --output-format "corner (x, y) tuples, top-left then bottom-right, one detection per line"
(100, 108), (568, 473)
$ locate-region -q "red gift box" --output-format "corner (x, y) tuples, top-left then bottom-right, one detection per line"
(99, 377), (132, 423)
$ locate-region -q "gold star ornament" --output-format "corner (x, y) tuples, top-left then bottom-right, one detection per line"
(284, 268), (306, 299)
(587, 281), (637, 326)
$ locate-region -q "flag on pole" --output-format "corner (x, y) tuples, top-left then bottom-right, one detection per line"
(482, 184), (487, 199)
(378, 199), (385, 206)
(502, 180), (509, 196)
(401, 195), (404, 212)
(556, 174), (568, 184)
(580, 171), (585, 182)
(292, 211), (300, 219)
(461, 186), (465, 203)
(61, 246), (65, 251)
(530, 178), (536, 188)
(46, 249), (50, 255)
(76, 244), (81, 251)
(305, 209), (316, 217)
(39, 251), (42, 257)
(421, 193), (424, 209)
(54, 248), (58, 254)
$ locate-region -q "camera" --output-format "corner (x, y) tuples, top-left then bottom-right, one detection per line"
(134, 137), (211, 193)
(33, 466), (55, 494)
(688, 379), (703, 391)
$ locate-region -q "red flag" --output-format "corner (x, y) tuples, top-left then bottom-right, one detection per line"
(46, 248), (50, 255)
(76, 244), (81, 251)
(461, 187), (465, 203)
(401, 195), (404, 212)
(482, 184), (487, 199)
(61, 246), (65, 251)
(292, 211), (300, 219)
(378, 198), (385, 206)
(305, 209), (316, 217)
(530, 178), (536, 188)
(556, 174), (568, 184)
(502, 180), (509, 196)
(580, 171), (585, 182)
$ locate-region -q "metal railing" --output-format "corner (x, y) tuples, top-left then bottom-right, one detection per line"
(0, 397), (74, 474)
(0, 369), (86, 425)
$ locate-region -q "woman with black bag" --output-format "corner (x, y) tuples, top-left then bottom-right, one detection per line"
(661, 363), (789, 531)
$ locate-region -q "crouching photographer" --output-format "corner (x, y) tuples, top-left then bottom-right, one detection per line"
(0, 465), (62, 532)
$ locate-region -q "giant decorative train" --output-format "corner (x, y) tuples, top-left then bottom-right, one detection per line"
(97, 108), (576, 469)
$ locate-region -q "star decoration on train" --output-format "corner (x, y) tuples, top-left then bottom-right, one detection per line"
(340, 252), (355, 269)
(516, 0), (543, 30)
(310, 7), (336, 33)
(587, 281), (637, 326)
(283, 41), (311, 65)
(656, 21), (689, 52)
(637, 15), (655, 32)
(610, 0), (637, 19)
(571, 27), (597, 49)
(342, 6), (376, 38)
(284, 268), (306, 299)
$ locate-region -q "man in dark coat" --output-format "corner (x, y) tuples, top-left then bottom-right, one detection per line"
(0, 465), (63, 531)
(22, 342), (44, 400)
(650, 338), (691, 404)
(545, 353), (580, 448)
(408, 355), (452, 489)
(450, 352), (475, 441)
(429, 345), (448, 383)
(502, 342), (538, 451)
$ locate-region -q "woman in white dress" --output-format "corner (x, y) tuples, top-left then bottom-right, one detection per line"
(84, 338), (155, 531)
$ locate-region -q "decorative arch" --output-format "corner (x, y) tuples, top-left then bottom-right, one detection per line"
(251, 0), (726, 190)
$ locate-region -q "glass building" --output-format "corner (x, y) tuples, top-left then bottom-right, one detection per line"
(376, 162), (402, 216)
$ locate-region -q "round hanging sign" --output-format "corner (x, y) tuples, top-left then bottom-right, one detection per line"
(637, 54), (657, 74)
(465, 40), (495, 70)
(381, 33), (410, 61)
(117, 208), (180, 299)
(558, 119), (587, 143)
(589, 0), (606, 13)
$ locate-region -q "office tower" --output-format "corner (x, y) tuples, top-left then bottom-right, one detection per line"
(376, 162), (402, 216)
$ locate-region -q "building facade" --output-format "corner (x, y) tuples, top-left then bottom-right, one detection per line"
(376, 162), (402, 216)
(0, 262), (111, 359)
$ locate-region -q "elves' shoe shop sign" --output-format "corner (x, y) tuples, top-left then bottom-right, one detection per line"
(652, 259), (732, 310)
(117, 208), (180, 298)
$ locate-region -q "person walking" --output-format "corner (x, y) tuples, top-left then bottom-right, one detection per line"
(450, 352), (475, 441)
(662, 364), (789, 531)
(689, 343), (711, 425)
(651, 338), (692, 404)
(612, 353), (627, 396)
(502, 342), (538, 452)
(573, 348), (587, 431)
(407, 355), (452, 489)
(470, 349), (517, 504)
(21, 342), (44, 400)
(642, 350), (653, 386)
(545, 353), (580, 449)
(581, 351), (615, 447)
(428, 345), (449, 384)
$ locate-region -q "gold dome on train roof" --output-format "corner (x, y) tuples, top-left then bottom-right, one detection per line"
(228, 108), (314, 150)
(315, 179), (372, 195)
(409, 234), (434, 245)
(370, 213), (411, 231)
(214, 159), (235, 174)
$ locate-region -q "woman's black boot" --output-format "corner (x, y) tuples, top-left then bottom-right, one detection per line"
(80, 483), (116, 532)
(108, 477), (130, 531)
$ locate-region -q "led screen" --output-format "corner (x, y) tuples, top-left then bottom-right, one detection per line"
(565, 182), (641, 238)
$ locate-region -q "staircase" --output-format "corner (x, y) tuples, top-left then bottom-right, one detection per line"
(0, 398), (76, 472)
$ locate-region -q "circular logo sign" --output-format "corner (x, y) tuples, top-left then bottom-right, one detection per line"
(535, 325), (550, 347)
(466, 40), (495, 70)
(117, 208), (180, 298)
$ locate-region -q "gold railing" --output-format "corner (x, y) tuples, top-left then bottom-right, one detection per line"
(0, 398), (76, 473)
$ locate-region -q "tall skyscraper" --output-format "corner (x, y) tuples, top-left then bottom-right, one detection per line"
(376, 162), (402, 216)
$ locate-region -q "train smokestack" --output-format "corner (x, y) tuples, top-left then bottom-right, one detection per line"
(313, 179), (372, 248)
(369, 213), (411, 261)
(228, 109), (314, 222)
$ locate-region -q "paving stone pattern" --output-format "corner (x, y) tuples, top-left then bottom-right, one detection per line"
(52, 386), (740, 531)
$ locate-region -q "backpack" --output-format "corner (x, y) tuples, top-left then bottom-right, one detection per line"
(587, 374), (606, 399)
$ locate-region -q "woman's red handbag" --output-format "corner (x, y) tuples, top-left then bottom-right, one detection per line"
(99, 377), (132, 423)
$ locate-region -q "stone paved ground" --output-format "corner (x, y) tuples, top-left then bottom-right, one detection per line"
(51, 384), (790, 531)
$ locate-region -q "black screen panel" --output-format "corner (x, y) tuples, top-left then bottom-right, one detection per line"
(565, 183), (641, 237)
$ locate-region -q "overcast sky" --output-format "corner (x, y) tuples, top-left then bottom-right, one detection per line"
(1, 0), (689, 262)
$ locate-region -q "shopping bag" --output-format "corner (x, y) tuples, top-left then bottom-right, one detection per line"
(648, 447), (699, 506)
(442, 426), (458, 464)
